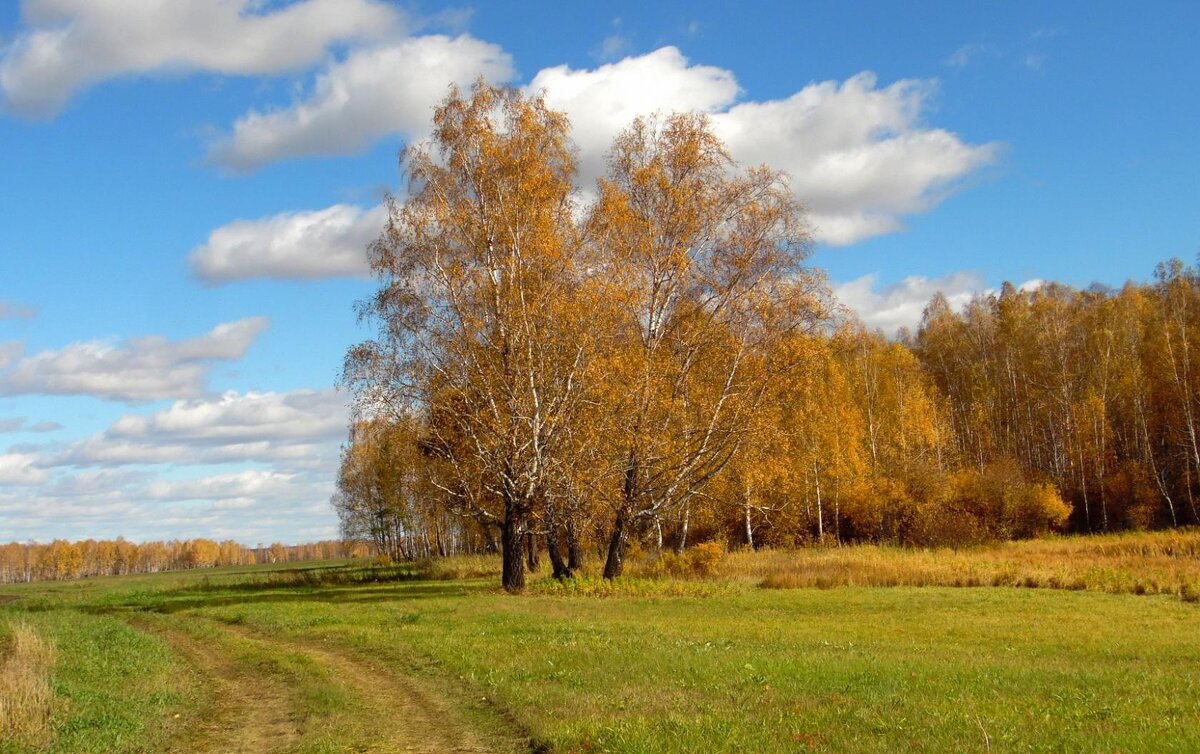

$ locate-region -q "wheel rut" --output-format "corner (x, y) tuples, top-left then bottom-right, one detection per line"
(131, 611), (526, 754)
(128, 615), (301, 754)
(215, 618), (514, 754)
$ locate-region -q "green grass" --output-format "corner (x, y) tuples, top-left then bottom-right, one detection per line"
(2, 545), (1200, 752)
(0, 610), (193, 754)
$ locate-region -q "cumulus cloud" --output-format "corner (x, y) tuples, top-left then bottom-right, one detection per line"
(142, 41), (998, 279)
(50, 388), (348, 469)
(145, 469), (301, 503)
(835, 271), (1046, 335)
(0, 452), (50, 485)
(0, 0), (402, 117)
(531, 46), (741, 186)
(208, 35), (514, 171)
(0, 386), (349, 539)
(0, 317), (268, 402)
(189, 203), (386, 283)
(236, 46), (993, 245)
(108, 389), (347, 445)
(714, 73), (998, 244)
(0, 299), (37, 320)
(536, 50), (995, 244)
(835, 271), (987, 335)
(0, 389), (348, 541)
(0, 468), (339, 542)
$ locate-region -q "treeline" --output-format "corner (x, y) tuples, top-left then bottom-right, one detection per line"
(336, 82), (1194, 592)
(0, 538), (355, 584)
(915, 261), (1200, 533)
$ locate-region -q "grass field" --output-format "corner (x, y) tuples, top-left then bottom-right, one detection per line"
(3, 534), (1200, 753)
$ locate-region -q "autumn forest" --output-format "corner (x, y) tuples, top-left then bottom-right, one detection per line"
(324, 83), (1200, 592)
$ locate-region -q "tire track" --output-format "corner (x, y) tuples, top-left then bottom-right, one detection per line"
(213, 617), (524, 754)
(127, 615), (301, 754)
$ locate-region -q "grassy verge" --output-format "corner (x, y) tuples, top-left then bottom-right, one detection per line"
(0, 610), (193, 754)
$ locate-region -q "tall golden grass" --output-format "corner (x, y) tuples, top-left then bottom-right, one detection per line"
(727, 529), (1200, 601)
(333, 531), (1200, 603)
(0, 621), (57, 745)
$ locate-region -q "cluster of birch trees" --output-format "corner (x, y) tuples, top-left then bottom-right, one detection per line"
(336, 83), (1188, 591)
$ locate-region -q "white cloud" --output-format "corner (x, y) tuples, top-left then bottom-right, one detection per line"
(208, 35), (514, 171)
(0, 299), (37, 320)
(592, 34), (632, 62)
(108, 389), (347, 445)
(943, 43), (999, 69)
(0, 453), (49, 485)
(0, 317), (268, 402)
(0, 418), (23, 433)
(530, 46), (740, 187)
(835, 271), (1048, 334)
(0, 468), (339, 542)
(188, 41), (995, 266)
(145, 469), (300, 502)
(835, 271), (987, 335)
(530, 50), (995, 244)
(0, 389), (348, 541)
(189, 203), (386, 283)
(713, 73), (998, 244)
(0, 0), (403, 117)
(50, 388), (348, 469)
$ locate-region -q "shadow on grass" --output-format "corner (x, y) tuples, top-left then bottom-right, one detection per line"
(82, 573), (496, 616)
(10, 564), (499, 616)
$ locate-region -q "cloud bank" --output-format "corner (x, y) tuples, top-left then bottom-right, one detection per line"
(0, 0), (403, 116)
(0, 317), (269, 402)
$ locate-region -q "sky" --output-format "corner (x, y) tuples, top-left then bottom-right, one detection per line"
(0, 0), (1197, 544)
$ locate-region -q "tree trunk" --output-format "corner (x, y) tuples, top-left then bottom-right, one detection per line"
(602, 510), (629, 580)
(814, 462), (824, 542)
(525, 530), (541, 572)
(482, 521), (500, 553)
(500, 517), (526, 593)
(675, 502), (691, 554)
(566, 521), (583, 571)
(546, 527), (572, 580)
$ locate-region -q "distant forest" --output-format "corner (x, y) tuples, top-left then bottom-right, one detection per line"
(0, 539), (352, 584)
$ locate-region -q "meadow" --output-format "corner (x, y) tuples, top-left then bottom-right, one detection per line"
(3, 532), (1200, 753)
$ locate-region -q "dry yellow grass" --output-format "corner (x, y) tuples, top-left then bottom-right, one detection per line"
(724, 529), (1200, 600)
(0, 620), (57, 745)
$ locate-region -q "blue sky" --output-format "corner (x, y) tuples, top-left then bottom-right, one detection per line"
(0, 0), (1196, 544)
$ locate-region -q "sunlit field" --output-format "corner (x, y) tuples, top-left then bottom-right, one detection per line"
(1, 532), (1199, 753)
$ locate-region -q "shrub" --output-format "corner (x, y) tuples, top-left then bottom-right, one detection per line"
(686, 542), (726, 577)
